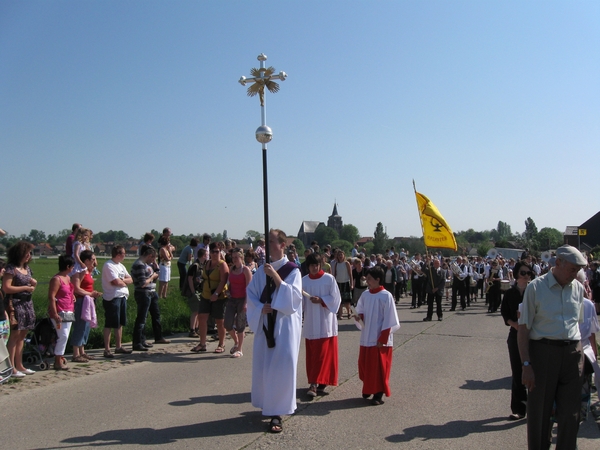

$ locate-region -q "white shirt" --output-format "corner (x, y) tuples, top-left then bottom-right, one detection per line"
(355, 288), (400, 347)
(302, 273), (341, 340)
(101, 259), (130, 300)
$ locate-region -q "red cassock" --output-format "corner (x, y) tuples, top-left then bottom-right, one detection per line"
(305, 336), (339, 386)
(358, 345), (393, 396)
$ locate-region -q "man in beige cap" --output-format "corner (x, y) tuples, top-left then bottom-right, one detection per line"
(518, 245), (587, 450)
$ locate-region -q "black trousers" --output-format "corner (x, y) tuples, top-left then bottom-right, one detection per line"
(411, 277), (425, 307)
(133, 290), (163, 345)
(426, 292), (443, 319)
(507, 329), (527, 416)
(451, 280), (466, 309)
(527, 339), (583, 450)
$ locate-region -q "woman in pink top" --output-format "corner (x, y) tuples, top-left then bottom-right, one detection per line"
(47, 255), (76, 370)
(225, 249), (252, 358)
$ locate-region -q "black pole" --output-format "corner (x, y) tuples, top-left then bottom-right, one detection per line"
(262, 145), (270, 262)
(262, 144), (276, 348)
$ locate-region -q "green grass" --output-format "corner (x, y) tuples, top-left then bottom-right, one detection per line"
(25, 258), (191, 349)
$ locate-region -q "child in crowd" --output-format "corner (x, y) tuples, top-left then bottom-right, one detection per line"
(354, 266), (400, 405)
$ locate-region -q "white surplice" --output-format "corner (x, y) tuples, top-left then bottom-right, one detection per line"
(246, 256), (303, 416)
(302, 273), (341, 339)
(355, 288), (400, 347)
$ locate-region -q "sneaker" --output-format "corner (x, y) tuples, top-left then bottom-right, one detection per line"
(133, 344), (148, 351)
(188, 330), (199, 338)
(12, 371), (26, 378)
(307, 384), (318, 397)
(23, 369), (36, 375)
(154, 338), (171, 344)
(142, 342), (154, 348)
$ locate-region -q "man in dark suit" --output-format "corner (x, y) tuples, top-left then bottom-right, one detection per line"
(423, 258), (447, 321)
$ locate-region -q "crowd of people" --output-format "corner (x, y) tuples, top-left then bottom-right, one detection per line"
(1, 224), (599, 445)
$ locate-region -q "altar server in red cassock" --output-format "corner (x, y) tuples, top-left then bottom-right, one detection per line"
(354, 265), (400, 405)
(302, 252), (341, 398)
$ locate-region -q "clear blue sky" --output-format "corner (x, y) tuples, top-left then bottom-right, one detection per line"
(1, 1), (598, 241)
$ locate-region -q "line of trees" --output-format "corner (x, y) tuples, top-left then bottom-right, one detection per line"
(307, 217), (564, 258)
(0, 216), (564, 259)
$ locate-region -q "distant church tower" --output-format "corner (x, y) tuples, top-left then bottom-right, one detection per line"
(327, 202), (343, 235)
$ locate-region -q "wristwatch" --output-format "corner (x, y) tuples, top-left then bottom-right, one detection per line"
(523, 361), (531, 367)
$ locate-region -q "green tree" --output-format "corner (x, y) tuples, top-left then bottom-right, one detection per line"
(477, 242), (493, 257)
(292, 239), (305, 255)
(245, 230), (263, 241)
(497, 221), (512, 239)
(94, 230), (131, 243)
(535, 227), (563, 251)
(28, 229), (46, 243)
(372, 222), (389, 254)
(331, 239), (353, 255)
(363, 241), (375, 255)
(314, 224), (339, 248)
(340, 224), (360, 245)
(223, 230), (228, 241)
(524, 217), (538, 241)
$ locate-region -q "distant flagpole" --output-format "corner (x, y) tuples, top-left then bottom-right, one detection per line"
(413, 180), (435, 290)
(413, 180), (429, 255)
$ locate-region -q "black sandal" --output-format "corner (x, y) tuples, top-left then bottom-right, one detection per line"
(191, 343), (207, 353)
(268, 416), (283, 433)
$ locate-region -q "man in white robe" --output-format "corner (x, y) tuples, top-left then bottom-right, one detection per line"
(246, 229), (302, 433)
(302, 252), (341, 397)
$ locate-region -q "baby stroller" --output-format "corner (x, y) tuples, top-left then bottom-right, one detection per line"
(0, 337), (12, 384)
(22, 318), (56, 371)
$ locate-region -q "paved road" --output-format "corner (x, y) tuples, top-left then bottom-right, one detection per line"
(1, 300), (599, 449)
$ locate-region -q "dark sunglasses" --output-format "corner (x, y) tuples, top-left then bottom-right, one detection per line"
(519, 270), (532, 277)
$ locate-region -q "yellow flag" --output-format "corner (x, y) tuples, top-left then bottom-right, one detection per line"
(415, 191), (457, 251)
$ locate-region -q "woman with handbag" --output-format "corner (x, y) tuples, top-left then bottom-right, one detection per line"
(47, 255), (76, 370)
(2, 241), (37, 378)
(191, 242), (229, 353)
(71, 250), (102, 362)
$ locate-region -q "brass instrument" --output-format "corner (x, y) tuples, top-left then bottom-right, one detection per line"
(409, 259), (423, 275)
(485, 267), (500, 294)
(541, 251), (551, 264)
(450, 262), (465, 280)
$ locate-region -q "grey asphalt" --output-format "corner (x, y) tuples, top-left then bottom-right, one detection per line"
(1, 299), (599, 449)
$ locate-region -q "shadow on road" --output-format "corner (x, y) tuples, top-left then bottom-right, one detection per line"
(169, 391), (251, 406)
(385, 416), (521, 443)
(59, 412), (264, 447)
(460, 376), (511, 390)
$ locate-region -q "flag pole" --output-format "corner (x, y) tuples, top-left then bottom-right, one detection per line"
(413, 180), (435, 291)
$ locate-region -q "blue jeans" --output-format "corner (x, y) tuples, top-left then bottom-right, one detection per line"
(70, 297), (91, 347)
(133, 290), (163, 346)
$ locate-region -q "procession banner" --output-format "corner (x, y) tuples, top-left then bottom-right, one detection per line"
(414, 191), (458, 251)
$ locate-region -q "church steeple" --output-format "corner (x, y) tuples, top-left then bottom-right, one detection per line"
(327, 201), (343, 234)
(331, 202), (339, 217)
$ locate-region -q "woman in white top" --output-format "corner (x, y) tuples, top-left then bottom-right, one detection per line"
(332, 250), (353, 319)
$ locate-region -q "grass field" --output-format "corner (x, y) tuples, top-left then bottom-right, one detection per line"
(19, 257), (191, 350)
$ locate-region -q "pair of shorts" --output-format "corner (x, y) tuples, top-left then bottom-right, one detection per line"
(187, 292), (201, 313)
(224, 297), (247, 332)
(103, 296), (127, 329)
(159, 264), (171, 282)
(198, 296), (226, 319)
